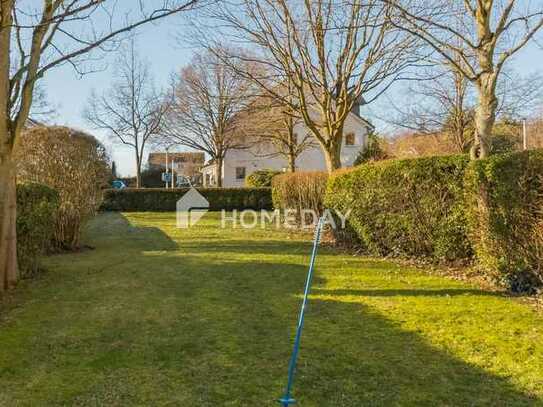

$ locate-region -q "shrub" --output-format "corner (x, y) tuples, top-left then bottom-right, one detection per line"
(465, 150), (543, 293)
(272, 172), (328, 219)
(354, 131), (389, 165)
(16, 183), (59, 277)
(15, 126), (110, 250)
(326, 155), (471, 261)
(100, 188), (273, 211)
(245, 169), (282, 187)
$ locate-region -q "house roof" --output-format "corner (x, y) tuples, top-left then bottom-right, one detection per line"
(228, 93), (374, 140)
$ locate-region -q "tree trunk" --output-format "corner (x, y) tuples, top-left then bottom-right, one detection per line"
(0, 154), (18, 293)
(470, 70), (498, 160)
(135, 157), (142, 188)
(323, 138), (342, 173)
(472, 85), (496, 159)
(287, 151), (296, 172)
(216, 157), (223, 187)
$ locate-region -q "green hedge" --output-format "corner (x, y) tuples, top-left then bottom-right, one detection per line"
(465, 150), (543, 293)
(326, 155), (471, 261)
(100, 188), (273, 212)
(326, 151), (543, 293)
(16, 183), (59, 277)
(245, 169), (281, 187)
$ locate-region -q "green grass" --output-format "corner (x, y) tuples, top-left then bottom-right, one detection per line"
(1, 212), (543, 406)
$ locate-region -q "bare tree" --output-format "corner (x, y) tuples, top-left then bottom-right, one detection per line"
(389, 62), (475, 153)
(234, 91), (316, 172)
(204, 0), (417, 172)
(161, 50), (254, 186)
(387, 0), (543, 159)
(84, 40), (167, 188)
(254, 108), (315, 173)
(388, 64), (543, 153)
(0, 0), (202, 292)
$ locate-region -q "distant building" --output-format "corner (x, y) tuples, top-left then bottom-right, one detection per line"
(147, 152), (205, 179)
(201, 104), (372, 188)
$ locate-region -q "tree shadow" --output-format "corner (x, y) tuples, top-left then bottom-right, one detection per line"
(200, 260), (537, 405)
(93, 215), (538, 405)
(4, 213), (538, 406)
(89, 212), (179, 252)
(81, 253), (538, 405)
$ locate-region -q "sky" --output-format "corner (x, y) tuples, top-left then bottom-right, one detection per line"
(41, 9), (543, 177)
(41, 16), (195, 177)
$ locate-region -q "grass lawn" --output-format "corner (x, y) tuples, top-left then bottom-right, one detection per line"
(1, 212), (543, 406)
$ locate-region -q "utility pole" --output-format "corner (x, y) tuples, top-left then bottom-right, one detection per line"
(522, 118), (528, 151)
(171, 159), (175, 188)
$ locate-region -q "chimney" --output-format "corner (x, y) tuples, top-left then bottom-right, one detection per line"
(350, 94), (365, 118)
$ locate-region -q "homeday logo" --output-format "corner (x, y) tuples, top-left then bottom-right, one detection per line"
(176, 187), (351, 229)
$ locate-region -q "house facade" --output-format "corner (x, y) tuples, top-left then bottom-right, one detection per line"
(201, 108), (372, 187)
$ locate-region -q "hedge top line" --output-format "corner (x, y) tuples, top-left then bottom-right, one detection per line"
(103, 187), (272, 192)
(101, 187), (273, 212)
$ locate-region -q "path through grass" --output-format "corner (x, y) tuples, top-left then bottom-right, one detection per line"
(1, 212), (542, 406)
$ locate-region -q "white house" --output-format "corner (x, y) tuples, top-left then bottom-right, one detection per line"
(201, 106), (372, 188)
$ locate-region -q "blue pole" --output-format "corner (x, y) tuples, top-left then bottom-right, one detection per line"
(278, 216), (325, 406)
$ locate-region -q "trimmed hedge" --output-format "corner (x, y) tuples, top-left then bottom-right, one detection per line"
(246, 169), (281, 187)
(326, 155), (471, 261)
(465, 150), (543, 293)
(326, 151), (543, 293)
(272, 171), (328, 215)
(16, 183), (59, 277)
(100, 187), (273, 212)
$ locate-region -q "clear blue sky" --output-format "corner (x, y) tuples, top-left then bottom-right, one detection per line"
(42, 14), (543, 177)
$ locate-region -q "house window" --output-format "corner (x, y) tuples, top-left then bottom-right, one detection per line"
(235, 167), (246, 180)
(345, 132), (356, 146)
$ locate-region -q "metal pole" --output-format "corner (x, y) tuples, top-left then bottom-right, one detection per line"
(279, 217), (325, 407)
(171, 159), (175, 189)
(522, 118), (528, 151)
(165, 149), (169, 189)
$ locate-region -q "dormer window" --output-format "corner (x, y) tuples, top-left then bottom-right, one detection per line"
(345, 132), (356, 146)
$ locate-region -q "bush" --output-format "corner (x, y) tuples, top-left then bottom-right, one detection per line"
(272, 172), (328, 219)
(245, 169), (282, 187)
(15, 126), (110, 250)
(326, 155), (471, 261)
(16, 183), (59, 277)
(465, 150), (543, 293)
(354, 131), (389, 165)
(100, 188), (273, 211)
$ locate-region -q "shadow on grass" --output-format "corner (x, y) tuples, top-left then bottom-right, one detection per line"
(107, 214), (537, 405)
(3, 212), (536, 406)
(101, 212), (179, 251)
(95, 257), (537, 405)
(293, 295), (538, 406)
(201, 262), (536, 405)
